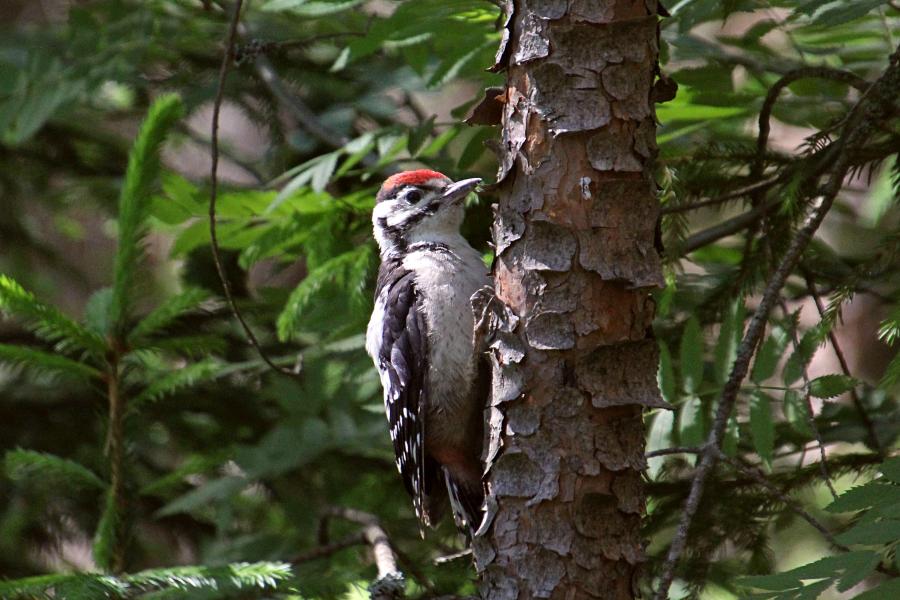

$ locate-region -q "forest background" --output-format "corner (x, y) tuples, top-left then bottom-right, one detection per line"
(0, 1), (899, 599)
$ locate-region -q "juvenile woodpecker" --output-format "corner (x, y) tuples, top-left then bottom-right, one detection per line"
(365, 169), (489, 534)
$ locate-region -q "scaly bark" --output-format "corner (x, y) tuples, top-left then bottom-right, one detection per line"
(474, 2), (665, 598)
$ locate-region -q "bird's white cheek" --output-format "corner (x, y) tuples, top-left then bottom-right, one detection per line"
(387, 211), (412, 229)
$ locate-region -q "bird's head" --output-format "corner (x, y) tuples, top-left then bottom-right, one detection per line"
(372, 169), (481, 256)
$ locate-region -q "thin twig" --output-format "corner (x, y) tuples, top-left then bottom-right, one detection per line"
(756, 67), (870, 166)
(250, 49), (349, 149)
(434, 549), (473, 565)
(179, 123), (265, 184)
(645, 446), (704, 459)
(715, 450), (847, 552)
(778, 298), (838, 501)
(660, 176), (781, 215)
(802, 269), (885, 457)
(652, 46), (900, 600)
(235, 30), (367, 63)
(209, 0), (299, 378)
(670, 194), (782, 257)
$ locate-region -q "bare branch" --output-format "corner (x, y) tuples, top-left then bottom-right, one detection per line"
(756, 67), (870, 167)
(433, 549), (473, 565)
(660, 175), (781, 215)
(645, 446), (703, 459)
(669, 194), (782, 257)
(208, 0), (300, 378)
(322, 507), (405, 600)
(249, 49), (350, 150)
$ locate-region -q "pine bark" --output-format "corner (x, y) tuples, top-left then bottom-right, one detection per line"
(474, 1), (665, 598)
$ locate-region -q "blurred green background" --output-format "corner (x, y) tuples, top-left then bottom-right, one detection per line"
(0, 1), (898, 598)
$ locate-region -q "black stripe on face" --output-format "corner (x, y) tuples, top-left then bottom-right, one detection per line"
(407, 241), (455, 257)
(379, 202), (436, 237)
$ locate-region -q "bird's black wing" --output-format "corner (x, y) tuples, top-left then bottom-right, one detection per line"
(373, 262), (435, 527)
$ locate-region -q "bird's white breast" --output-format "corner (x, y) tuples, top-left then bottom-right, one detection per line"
(402, 237), (490, 420)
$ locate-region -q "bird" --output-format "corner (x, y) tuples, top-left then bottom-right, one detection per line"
(365, 169), (490, 535)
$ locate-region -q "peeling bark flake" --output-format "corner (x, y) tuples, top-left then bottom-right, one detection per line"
(489, 0), (515, 73)
(568, 0), (617, 23)
(492, 452), (545, 498)
(524, 0), (569, 20)
(513, 13), (551, 66)
(525, 311), (576, 350)
(467, 87), (507, 126)
(586, 126), (642, 172)
(577, 227), (665, 289)
(522, 221), (576, 272)
(530, 62), (611, 134)
(496, 93), (529, 185)
(575, 341), (671, 409)
(506, 402), (541, 436)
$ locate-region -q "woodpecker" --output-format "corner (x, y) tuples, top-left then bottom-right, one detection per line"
(365, 169), (489, 535)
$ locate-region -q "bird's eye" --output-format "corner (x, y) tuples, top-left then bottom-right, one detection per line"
(406, 190), (423, 203)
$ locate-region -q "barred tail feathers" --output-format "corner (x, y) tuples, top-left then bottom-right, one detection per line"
(443, 467), (485, 535)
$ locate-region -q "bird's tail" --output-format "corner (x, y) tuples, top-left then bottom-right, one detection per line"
(443, 466), (485, 535)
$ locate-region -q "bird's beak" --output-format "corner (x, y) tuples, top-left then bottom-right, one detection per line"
(440, 178), (481, 205)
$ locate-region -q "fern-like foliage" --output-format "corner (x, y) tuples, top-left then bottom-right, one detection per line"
(4, 449), (105, 491)
(109, 93), (185, 336)
(128, 288), (209, 344)
(0, 573), (128, 600)
(276, 244), (374, 341)
(124, 561), (293, 593)
(0, 343), (102, 381)
(0, 274), (106, 357)
(0, 562), (292, 599)
(129, 359), (227, 411)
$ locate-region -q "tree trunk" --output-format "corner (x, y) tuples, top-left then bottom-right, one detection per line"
(474, 1), (665, 598)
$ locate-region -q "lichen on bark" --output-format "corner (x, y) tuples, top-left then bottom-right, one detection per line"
(475, 1), (666, 599)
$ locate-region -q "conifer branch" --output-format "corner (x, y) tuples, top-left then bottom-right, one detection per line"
(0, 343), (102, 381)
(653, 44), (900, 600)
(715, 450), (849, 553)
(659, 175), (781, 215)
(109, 94), (184, 337)
(0, 275), (106, 356)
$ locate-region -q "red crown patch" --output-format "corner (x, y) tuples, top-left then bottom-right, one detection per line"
(377, 170), (449, 201)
